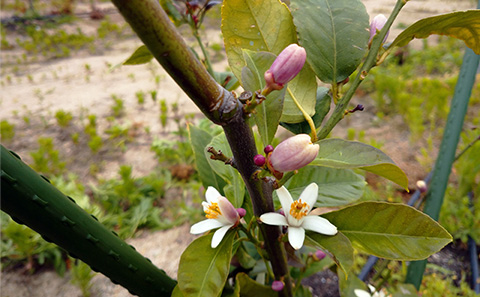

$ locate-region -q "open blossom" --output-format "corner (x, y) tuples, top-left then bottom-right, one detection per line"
(369, 14), (389, 44)
(259, 183), (337, 250)
(354, 285), (386, 297)
(264, 44), (306, 93)
(190, 187), (241, 248)
(269, 134), (319, 173)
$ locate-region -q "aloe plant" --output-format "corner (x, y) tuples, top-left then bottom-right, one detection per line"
(1, 145), (176, 297)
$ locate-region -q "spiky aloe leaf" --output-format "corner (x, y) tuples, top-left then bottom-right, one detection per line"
(1, 145), (176, 297)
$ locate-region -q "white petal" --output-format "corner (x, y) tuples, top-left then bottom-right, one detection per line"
(288, 227), (305, 250)
(260, 213), (288, 226)
(299, 183), (318, 211)
(302, 216), (337, 235)
(354, 289), (372, 297)
(211, 225), (232, 248)
(205, 187), (222, 203)
(190, 219), (224, 234)
(276, 186), (293, 216)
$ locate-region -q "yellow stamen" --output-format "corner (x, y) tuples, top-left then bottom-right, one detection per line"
(205, 202), (222, 219)
(289, 199), (309, 220)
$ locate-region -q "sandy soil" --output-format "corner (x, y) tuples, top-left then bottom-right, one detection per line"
(0, 0), (477, 296)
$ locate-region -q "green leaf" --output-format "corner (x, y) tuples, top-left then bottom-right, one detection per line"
(305, 231), (354, 275)
(293, 285), (313, 297)
(290, 0), (370, 83)
(311, 139), (408, 190)
(222, 0), (317, 123)
(178, 231), (236, 297)
(337, 270), (368, 297)
(281, 87), (331, 135)
(188, 124), (226, 191)
(280, 66), (317, 124)
(214, 71), (240, 91)
(392, 284), (418, 297)
(390, 10), (480, 55)
(222, 0), (297, 83)
(123, 45), (154, 65)
(284, 166), (366, 207)
(206, 133), (245, 208)
(241, 50), (284, 146)
(323, 202), (453, 260)
(171, 285), (185, 297)
(234, 272), (277, 297)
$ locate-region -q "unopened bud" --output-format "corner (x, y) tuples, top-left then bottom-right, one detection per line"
(254, 154), (266, 166)
(271, 280), (284, 292)
(236, 208), (246, 218)
(416, 180), (427, 193)
(369, 14), (389, 44)
(269, 134), (319, 173)
(264, 145), (274, 154)
(313, 250), (326, 261)
(264, 44), (306, 93)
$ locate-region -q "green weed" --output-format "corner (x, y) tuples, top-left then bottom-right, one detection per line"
(30, 137), (66, 176)
(0, 120), (15, 141)
(55, 110), (73, 127)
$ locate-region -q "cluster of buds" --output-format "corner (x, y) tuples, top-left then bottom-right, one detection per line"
(263, 44), (306, 95)
(254, 134), (319, 180)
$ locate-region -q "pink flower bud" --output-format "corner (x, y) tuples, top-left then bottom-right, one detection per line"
(314, 250), (326, 261)
(254, 154), (266, 166)
(264, 145), (274, 154)
(416, 180), (427, 193)
(369, 14), (389, 44)
(264, 44), (306, 91)
(236, 208), (246, 218)
(269, 134), (319, 172)
(271, 280), (284, 292)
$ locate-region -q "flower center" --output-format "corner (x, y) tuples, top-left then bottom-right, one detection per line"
(205, 202), (222, 219)
(289, 199), (309, 220)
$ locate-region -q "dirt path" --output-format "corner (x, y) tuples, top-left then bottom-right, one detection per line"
(1, 0), (477, 296)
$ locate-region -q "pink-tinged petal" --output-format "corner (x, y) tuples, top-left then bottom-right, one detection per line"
(270, 134), (319, 172)
(211, 225), (232, 248)
(369, 14), (389, 43)
(299, 183), (318, 212)
(190, 219), (224, 234)
(276, 186), (293, 216)
(288, 227), (305, 250)
(302, 216), (337, 235)
(218, 196), (239, 225)
(269, 44), (306, 84)
(259, 213), (288, 226)
(205, 186), (222, 203)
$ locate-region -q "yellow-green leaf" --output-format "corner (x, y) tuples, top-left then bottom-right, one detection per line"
(323, 202), (453, 260)
(222, 0), (317, 123)
(305, 231), (354, 275)
(390, 10), (480, 54)
(222, 0), (297, 83)
(311, 139), (408, 189)
(123, 45), (154, 65)
(178, 231), (235, 297)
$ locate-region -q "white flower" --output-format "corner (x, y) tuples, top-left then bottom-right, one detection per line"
(354, 285), (386, 297)
(190, 187), (240, 248)
(259, 183), (337, 250)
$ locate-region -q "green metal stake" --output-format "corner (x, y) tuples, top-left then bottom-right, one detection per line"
(1, 146), (177, 297)
(405, 22), (480, 289)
